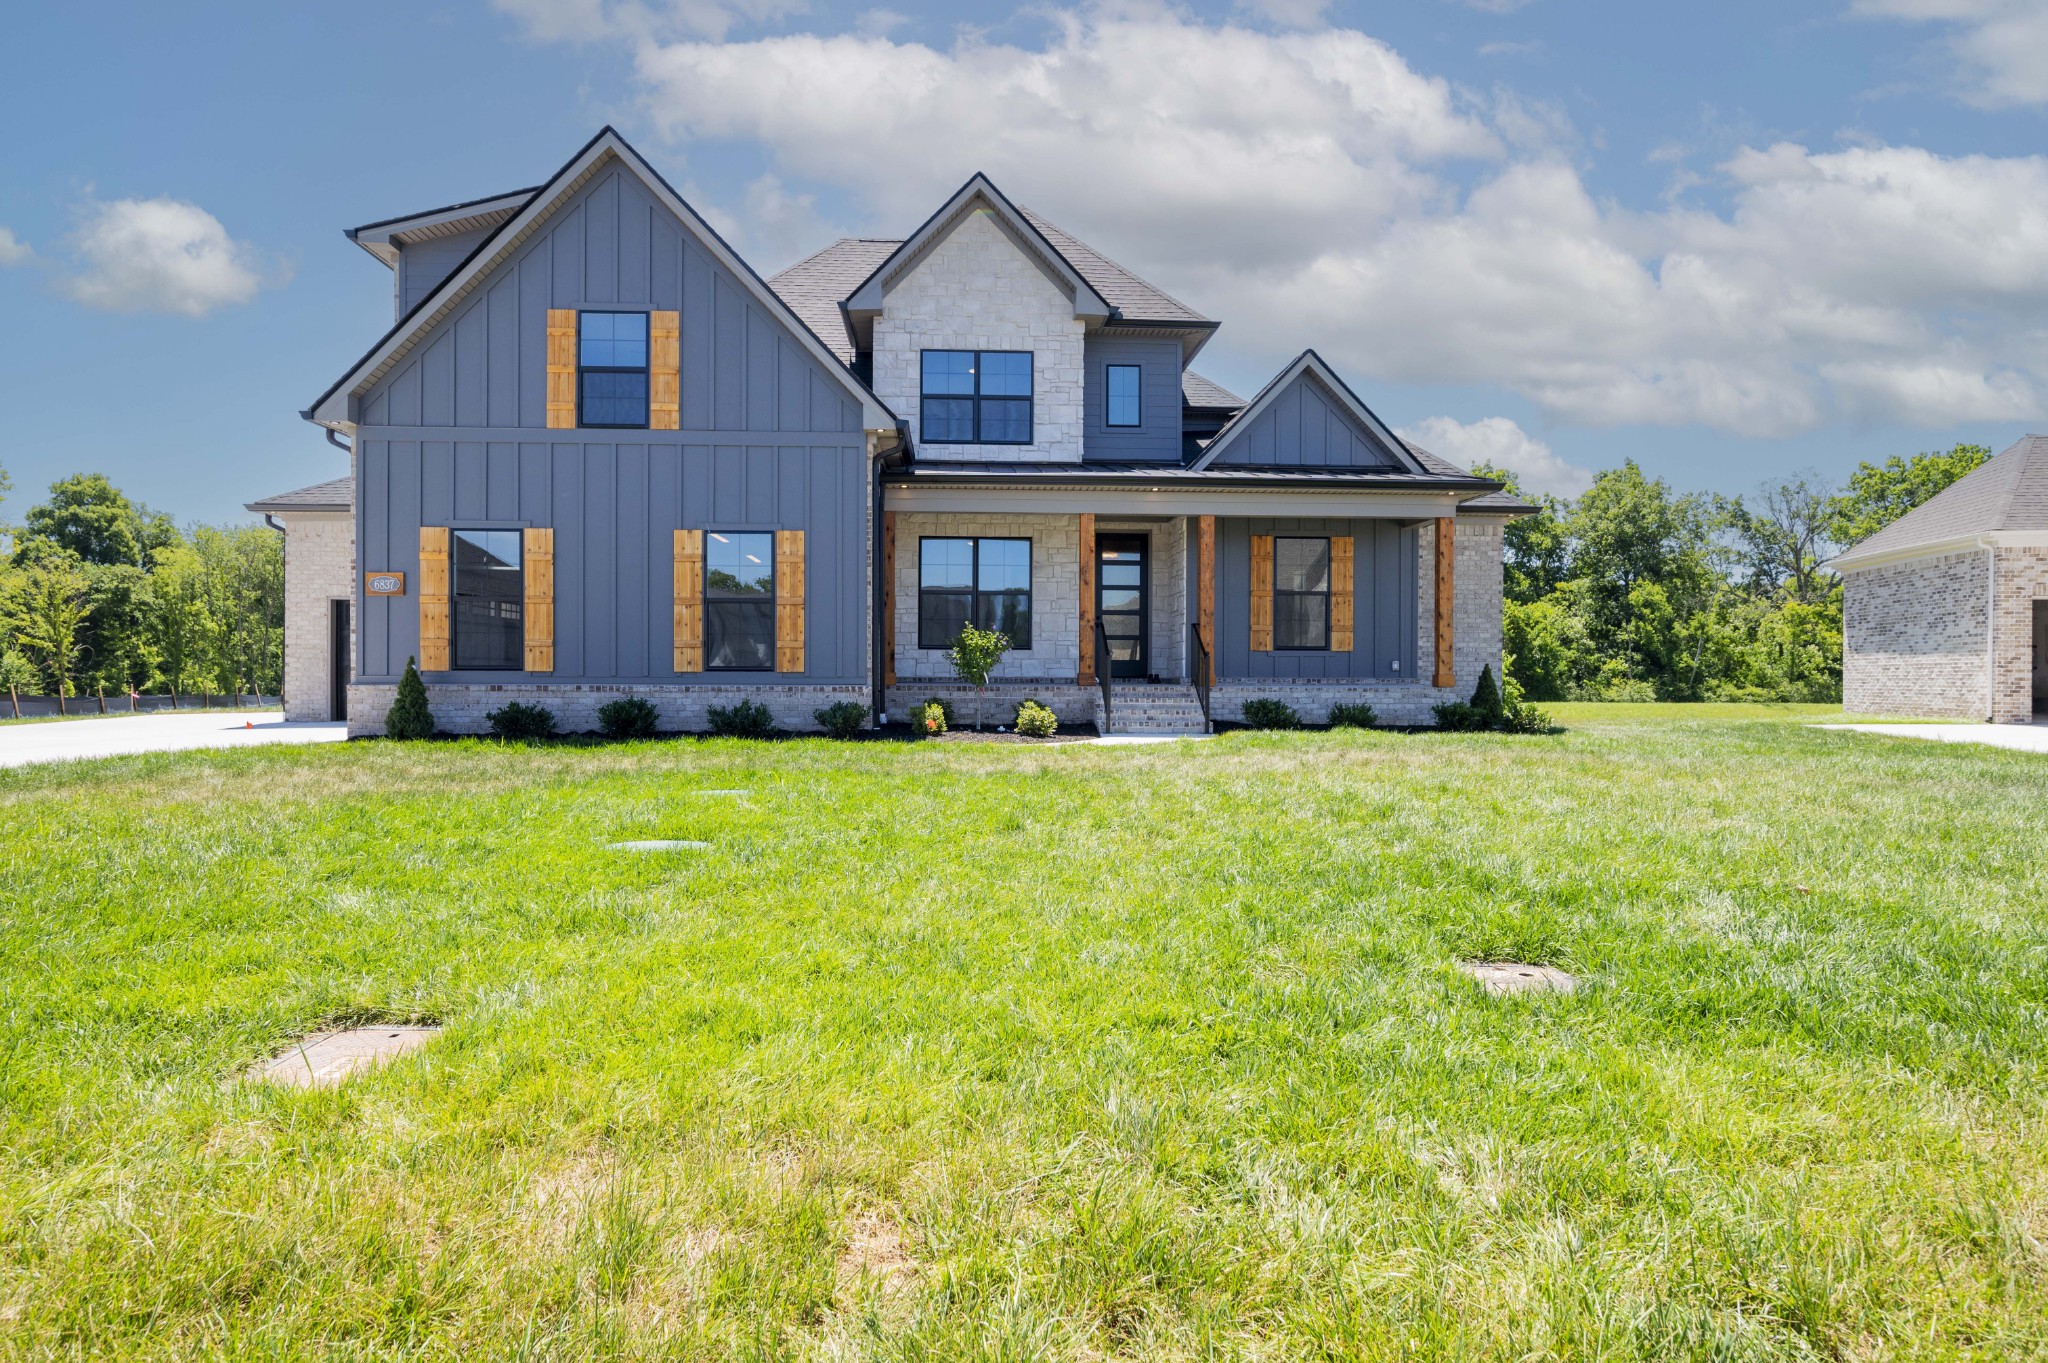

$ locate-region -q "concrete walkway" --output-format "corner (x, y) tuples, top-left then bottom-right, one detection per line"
(1819, 722), (2048, 754)
(0, 712), (349, 769)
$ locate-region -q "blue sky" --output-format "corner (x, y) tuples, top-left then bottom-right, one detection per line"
(2, 0), (2045, 523)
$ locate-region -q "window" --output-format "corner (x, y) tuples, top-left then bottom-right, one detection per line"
(579, 311), (649, 427)
(705, 531), (776, 670)
(1106, 364), (1141, 427)
(919, 537), (1031, 648)
(921, 350), (1032, 444)
(452, 529), (523, 669)
(1274, 537), (1331, 650)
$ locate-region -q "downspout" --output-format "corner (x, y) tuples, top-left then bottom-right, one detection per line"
(870, 423), (911, 725)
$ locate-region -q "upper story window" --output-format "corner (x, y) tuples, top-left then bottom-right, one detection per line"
(705, 531), (776, 670)
(579, 311), (649, 428)
(452, 529), (523, 669)
(1106, 364), (1141, 427)
(919, 537), (1032, 648)
(921, 350), (1032, 445)
(1274, 537), (1331, 651)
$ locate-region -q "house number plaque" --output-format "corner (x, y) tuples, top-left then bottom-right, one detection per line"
(365, 572), (406, 596)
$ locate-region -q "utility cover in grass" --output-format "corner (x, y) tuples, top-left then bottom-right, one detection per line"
(609, 839), (710, 851)
(1461, 962), (1576, 996)
(251, 1026), (440, 1088)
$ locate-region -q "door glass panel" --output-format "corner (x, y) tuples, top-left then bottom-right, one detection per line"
(1100, 587), (1142, 614)
(1109, 637), (1141, 661)
(1100, 563), (1141, 588)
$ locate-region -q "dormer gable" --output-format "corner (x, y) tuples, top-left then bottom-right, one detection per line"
(1193, 350), (1427, 473)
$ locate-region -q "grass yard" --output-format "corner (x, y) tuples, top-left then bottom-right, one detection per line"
(3, 705), (2046, 1359)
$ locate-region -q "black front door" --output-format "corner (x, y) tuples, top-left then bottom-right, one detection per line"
(330, 599), (351, 722)
(1097, 534), (1148, 680)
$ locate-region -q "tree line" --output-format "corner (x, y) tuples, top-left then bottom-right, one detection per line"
(0, 468), (284, 706)
(1482, 443), (1989, 703)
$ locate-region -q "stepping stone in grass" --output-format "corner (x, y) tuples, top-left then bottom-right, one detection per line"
(686, 789), (749, 797)
(609, 839), (710, 851)
(1460, 961), (1576, 996)
(249, 1026), (441, 1089)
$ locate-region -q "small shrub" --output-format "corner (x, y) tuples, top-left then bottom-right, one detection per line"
(923, 696), (956, 728)
(488, 701), (557, 741)
(814, 700), (869, 738)
(1500, 699), (1554, 733)
(385, 656), (434, 740)
(706, 699), (776, 739)
(1241, 698), (1301, 730)
(597, 697), (658, 739)
(912, 700), (948, 736)
(1470, 664), (1505, 725)
(1013, 699), (1058, 737)
(946, 626), (1011, 729)
(1327, 701), (1377, 729)
(1432, 700), (1487, 731)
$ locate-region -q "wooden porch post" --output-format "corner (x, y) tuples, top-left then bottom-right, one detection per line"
(1077, 512), (1097, 684)
(1433, 516), (1456, 688)
(882, 510), (897, 686)
(1197, 515), (1215, 684)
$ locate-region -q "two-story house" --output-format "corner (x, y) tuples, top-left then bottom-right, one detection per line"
(254, 127), (1527, 735)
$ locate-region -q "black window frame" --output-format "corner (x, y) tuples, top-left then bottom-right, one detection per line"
(1105, 363), (1142, 428)
(449, 527), (524, 671)
(1273, 536), (1333, 652)
(919, 349), (1034, 445)
(577, 309), (651, 430)
(703, 530), (778, 673)
(917, 535), (1033, 650)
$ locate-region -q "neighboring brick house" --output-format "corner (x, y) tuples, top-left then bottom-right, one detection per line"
(259, 127), (1528, 735)
(1834, 434), (2048, 723)
(245, 477), (354, 722)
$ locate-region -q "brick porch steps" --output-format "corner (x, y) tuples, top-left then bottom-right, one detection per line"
(1102, 682), (1210, 736)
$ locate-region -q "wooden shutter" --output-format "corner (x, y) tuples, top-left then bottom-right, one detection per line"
(523, 527), (554, 672)
(776, 530), (806, 674)
(673, 529), (703, 672)
(649, 310), (681, 430)
(546, 309), (577, 429)
(1249, 533), (1274, 653)
(418, 526), (451, 671)
(1329, 535), (1354, 652)
(1433, 517), (1456, 687)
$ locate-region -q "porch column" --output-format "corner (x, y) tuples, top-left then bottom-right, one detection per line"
(1433, 516), (1456, 687)
(1197, 514), (1216, 686)
(882, 510), (897, 686)
(1078, 512), (1096, 684)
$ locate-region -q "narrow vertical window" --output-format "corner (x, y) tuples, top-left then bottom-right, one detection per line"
(578, 311), (650, 427)
(1106, 364), (1141, 427)
(452, 529), (524, 669)
(704, 531), (776, 670)
(1273, 537), (1331, 650)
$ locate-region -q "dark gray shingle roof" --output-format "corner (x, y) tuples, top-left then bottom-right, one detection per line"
(1016, 209), (1212, 326)
(1835, 434), (2048, 564)
(246, 476), (353, 514)
(1401, 443), (1535, 514)
(767, 238), (899, 364)
(1182, 371), (1243, 409)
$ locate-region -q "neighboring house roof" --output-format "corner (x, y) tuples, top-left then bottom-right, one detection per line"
(768, 238), (900, 364)
(1181, 371), (1243, 410)
(246, 476), (353, 514)
(306, 126), (896, 434)
(1190, 349), (1427, 476)
(1832, 434), (2048, 569)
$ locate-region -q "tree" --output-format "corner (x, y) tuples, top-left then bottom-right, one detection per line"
(2, 553), (94, 710)
(1726, 471), (1838, 602)
(146, 540), (213, 702)
(1473, 462), (1571, 604)
(192, 525), (284, 698)
(20, 473), (146, 567)
(946, 625), (1010, 730)
(1827, 443), (1991, 547)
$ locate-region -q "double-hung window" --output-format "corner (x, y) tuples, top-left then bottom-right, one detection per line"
(921, 350), (1033, 444)
(1106, 364), (1141, 427)
(579, 311), (649, 428)
(1273, 537), (1332, 650)
(705, 531), (776, 670)
(452, 529), (523, 669)
(919, 537), (1032, 648)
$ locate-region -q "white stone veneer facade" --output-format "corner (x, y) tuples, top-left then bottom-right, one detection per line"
(871, 208), (1086, 464)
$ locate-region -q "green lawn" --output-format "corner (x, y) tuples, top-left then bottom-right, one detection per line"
(3, 705), (2045, 1359)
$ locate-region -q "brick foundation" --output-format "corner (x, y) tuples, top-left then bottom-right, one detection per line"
(346, 682), (869, 737)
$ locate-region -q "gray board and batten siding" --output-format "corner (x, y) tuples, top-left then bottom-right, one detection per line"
(1214, 518), (1419, 679)
(1208, 369), (1406, 469)
(1080, 335), (1185, 463)
(352, 164), (872, 688)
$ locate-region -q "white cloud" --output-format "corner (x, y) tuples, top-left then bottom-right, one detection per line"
(1238, 0), (1332, 28)
(60, 198), (271, 317)
(1397, 415), (1591, 497)
(1850, 0), (2048, 107)
(0, 227), (31, 266)
(516, 4), (2048, 436)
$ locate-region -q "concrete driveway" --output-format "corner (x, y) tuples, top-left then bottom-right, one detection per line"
(1819, 722), (2048, 754)
(0, 712), (349, 769)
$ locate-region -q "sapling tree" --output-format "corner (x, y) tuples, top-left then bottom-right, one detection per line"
(946, 625), (1010, 730)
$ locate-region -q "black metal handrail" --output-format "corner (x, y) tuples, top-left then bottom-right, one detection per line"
(1189, 623), (1212, 732)
(1093, 617), (1113, 736)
